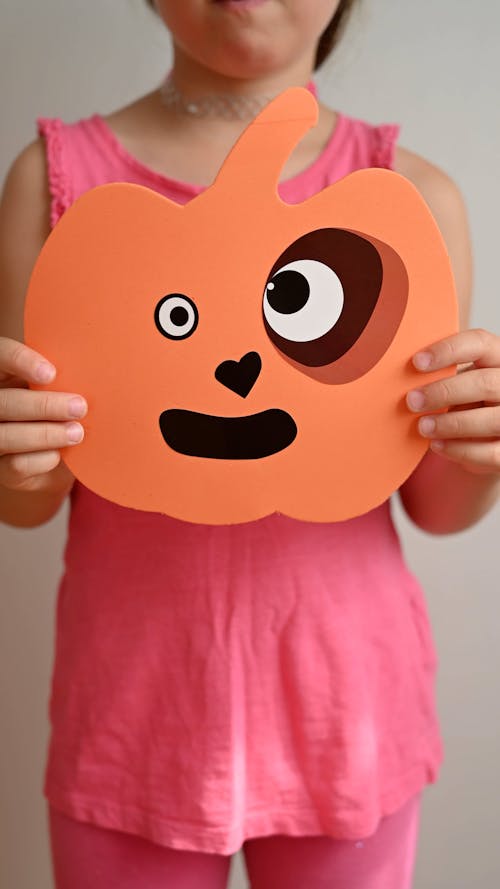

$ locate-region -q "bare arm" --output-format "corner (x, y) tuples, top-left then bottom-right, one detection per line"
(0, 141), (82, 528)
(395, 146), (500, 533)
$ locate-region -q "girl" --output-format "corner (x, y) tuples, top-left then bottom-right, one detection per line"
(1, 1), (499, 887)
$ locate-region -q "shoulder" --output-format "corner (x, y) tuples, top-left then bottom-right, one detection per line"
(1, 138), (50, 246)
(1, 140), (51, 340)
(394, 145), (473, 326)
(393, 146), (471, 264)
(2, 138), (48, 200)
(394, 145), (468, 222)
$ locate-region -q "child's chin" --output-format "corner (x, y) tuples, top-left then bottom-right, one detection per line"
(206, 43), (294, 80)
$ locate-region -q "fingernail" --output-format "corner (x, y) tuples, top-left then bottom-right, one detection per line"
(419, 417), (436, 436)
(36, 362), (56, 382)
(66, 422), (84, 444)
(413, 352), (433, 370)
(430, 440), (444, 452)
(68, 397), (87, 418)
(407, 390), (426, 411)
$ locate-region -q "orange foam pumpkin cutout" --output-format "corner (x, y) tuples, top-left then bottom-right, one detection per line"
(24, 88), (458, 524)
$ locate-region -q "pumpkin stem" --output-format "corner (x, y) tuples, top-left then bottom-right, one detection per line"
(211, 87), (318, 201)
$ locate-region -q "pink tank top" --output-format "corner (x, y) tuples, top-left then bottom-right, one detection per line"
(37, 93), (443, 854)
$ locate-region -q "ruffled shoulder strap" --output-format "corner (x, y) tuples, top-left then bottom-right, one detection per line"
(37, 117), (73, 228)
(370, 123), (400, 171)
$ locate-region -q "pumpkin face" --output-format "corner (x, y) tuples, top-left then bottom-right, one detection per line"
(24, 88), (457, 524)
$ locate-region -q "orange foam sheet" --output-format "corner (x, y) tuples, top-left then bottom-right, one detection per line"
(24, 88), (458, 524)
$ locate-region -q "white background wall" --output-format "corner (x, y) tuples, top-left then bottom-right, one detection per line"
(1, 1), (499, 887)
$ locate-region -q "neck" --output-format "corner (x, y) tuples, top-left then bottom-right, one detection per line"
(150, 48), (319, 147)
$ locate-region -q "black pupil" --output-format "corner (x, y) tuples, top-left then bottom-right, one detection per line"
(267, 270), (309, 315)
(171, 305), (189, 327)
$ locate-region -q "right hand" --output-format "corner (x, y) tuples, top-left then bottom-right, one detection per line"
(0, 336), (87, 494)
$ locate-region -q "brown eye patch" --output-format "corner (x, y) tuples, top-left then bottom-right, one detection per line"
(263, 228), (408, 383)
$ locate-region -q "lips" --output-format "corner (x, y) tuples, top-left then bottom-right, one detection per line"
(159, 408), (297, 459)
(212, 0), (269, 9)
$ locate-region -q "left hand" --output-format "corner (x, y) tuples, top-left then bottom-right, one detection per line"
(406, 328), (500, 475)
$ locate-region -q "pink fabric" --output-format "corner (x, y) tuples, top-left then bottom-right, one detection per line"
(49, 793), (421, 889)
(37, 89), (444, 856)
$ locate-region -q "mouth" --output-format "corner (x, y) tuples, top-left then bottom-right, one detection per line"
(159, 408), (297, 459)
(212, 0), (269, 10)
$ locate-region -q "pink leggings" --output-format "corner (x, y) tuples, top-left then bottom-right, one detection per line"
(48, 794), (421, 889)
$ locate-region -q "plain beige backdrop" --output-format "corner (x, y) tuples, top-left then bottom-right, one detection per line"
(1, 1), (499, 887)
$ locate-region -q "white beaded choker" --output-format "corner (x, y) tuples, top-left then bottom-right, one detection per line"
(159, 74), (273, 120)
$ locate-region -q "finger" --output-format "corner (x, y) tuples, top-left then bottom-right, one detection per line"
(428, 439), (500, 474)
(0, 421), (84, 456)
(407, 368), (500, 413)
(0, 388), (87, 421)
(0, 336), (56, 384)
(418, 405), (500, 440)
(413, 328), (500, 372)
(0, 450), (62, 490)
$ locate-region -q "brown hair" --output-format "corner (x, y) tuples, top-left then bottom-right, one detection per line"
(145, 1), (358, 70)
(315, 0), (358, 69)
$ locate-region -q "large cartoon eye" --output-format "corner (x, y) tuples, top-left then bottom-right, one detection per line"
(263, 260), (344, 343)
(155, 294), (198, 340)
(263, 229), (384, 368)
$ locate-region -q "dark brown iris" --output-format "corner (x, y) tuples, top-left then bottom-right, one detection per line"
(263, 229), (383, 367)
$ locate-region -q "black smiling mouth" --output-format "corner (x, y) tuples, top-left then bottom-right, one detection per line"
(159, 409), (297, 459)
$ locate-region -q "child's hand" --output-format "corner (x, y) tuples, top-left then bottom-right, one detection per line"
(406, 328), (500, 475)
(0, 336), (86, 493)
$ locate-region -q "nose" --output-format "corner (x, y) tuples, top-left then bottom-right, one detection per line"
(215, 351), (262, 398)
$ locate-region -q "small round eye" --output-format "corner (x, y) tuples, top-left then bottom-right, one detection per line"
(155, 294), (198, 340)
(263, 260), (344, 343)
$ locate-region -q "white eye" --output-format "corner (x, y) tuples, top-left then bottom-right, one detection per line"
(155, 294), (198, 340)
(263, 259), (344, 343)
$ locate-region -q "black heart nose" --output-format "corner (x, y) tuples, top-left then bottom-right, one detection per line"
(215, 352), (262, 398)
